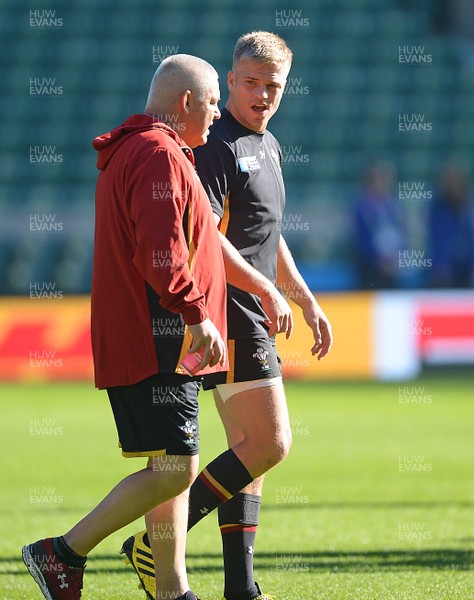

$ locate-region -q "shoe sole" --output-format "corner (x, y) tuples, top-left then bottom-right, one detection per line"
(22, 544), (54, 600)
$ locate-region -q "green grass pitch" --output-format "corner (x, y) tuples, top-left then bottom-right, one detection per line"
(0, 378), (472, 599)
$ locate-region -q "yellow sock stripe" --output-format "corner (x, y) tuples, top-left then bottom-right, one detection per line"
(219, 523), (258, 534)
(201, 467), (233, 500)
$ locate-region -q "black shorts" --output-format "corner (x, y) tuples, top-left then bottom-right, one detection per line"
(107, 373), (202, 457)
(202, 336), (282, 390)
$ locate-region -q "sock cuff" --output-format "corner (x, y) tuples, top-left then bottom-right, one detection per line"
(175, 591), (197, 600)
(52, 536), (86, 566)
(218, 492), (261, 527)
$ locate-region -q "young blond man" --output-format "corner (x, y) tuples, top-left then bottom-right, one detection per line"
(124, 32), (332, 600)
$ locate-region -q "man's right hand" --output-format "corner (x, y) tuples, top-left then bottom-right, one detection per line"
(216, 230), (293, 339)
(260, 284), (293, 339)
(187, 318), (227, 370)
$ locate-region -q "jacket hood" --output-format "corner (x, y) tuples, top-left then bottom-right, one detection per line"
(92, 114), (188, 170)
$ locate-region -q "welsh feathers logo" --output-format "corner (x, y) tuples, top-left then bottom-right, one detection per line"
(252, 347), (271, 370)
(181, 420), (198, 445)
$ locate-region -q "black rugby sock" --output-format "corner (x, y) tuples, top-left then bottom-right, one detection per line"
(218, 493), (261, 600)
(187, 449), (253, 530)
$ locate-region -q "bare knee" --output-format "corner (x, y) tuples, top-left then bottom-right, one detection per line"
(268, 427), (292, 467)
(146, 455), (198, 495)
(242, 427), (292, 476)
(223, 382), (293, 477)
(172, 469), (196, 495)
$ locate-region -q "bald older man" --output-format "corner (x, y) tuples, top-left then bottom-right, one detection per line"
(22, 55), (227, 600)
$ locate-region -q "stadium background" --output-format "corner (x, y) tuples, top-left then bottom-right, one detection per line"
(0, 0), (473, 381)
(1, 2), (473, 599)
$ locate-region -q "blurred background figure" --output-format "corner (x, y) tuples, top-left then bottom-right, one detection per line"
(428, 162), (474, 288)
(353, 160), (405, 289)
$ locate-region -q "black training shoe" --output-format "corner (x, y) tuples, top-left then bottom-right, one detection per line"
(22, 538), (85, 599)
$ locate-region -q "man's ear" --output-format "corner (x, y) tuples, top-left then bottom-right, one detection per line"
(180, 90), (192, 114)
(227, 71), (234, 91)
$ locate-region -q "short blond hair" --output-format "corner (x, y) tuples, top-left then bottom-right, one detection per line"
(233, 31), (293, 67)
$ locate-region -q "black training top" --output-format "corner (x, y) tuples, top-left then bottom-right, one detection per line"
(194, 107), (286, 338)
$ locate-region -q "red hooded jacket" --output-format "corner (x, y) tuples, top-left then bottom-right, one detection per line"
(91, 114), (227, 388)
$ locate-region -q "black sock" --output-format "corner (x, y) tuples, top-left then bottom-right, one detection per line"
(52, 536), (86, 568)
(142, 450), (253, 548)
(187, 449), (253, 530)
(218, 493), (261, 600)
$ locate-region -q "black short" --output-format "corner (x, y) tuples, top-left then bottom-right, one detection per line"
(107, 373), (202, 457)
(202, 337), (282, 390)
